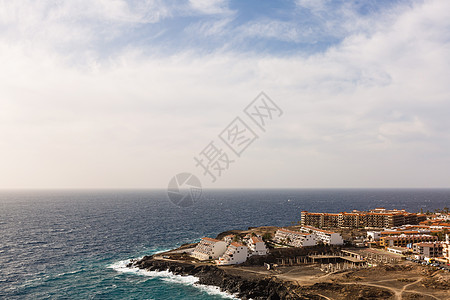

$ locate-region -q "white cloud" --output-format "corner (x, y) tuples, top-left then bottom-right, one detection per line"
(296, 0), (330, 12)
(0, 0), (173, 53)
(378, 117), (429, 141)
(237, 2), (366, 43)
(188, 0), (231, 15)
(0, 0), (449, 188)
(240, 19), (304, 43)
(184, 17), (234, 37)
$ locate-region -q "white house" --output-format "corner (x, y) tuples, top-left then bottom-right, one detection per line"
(247, 236), (268, 256)
(192, 237), (227, 261)
(223, 234), (235, 245)
(217, 242), (249, 265)
(273, 228), (317, 247)
(300, 226), (344, 245)
(387, 246), (409, 255)
(367, 231), (382, 241)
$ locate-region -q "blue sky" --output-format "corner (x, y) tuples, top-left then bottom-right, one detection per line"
(0, 0), (449, 188)
(14, 0), (414, 56)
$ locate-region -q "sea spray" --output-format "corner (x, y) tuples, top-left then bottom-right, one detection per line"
(108, 259), (238, 299)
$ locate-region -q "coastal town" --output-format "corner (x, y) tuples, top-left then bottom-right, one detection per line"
(188, 208), (450, 268)
(131, 208), (450, 299)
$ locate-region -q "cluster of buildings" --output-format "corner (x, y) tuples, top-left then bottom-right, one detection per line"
(192, 234), (268, 265)
(190, 208), (450, 266)
(367, 223), (450, 263)
(420, 219), (450, 227)
(273, 226), (344, 247)
(299, 208), (450, 264)
(192, 226), (345, 266)
(301, 208), (427, 229)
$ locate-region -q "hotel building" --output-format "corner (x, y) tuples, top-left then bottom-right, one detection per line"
(216, 242), (249, 265)
(273, 228), (317, 247)
(442, 234), (450, 263)
(192, 237), (227, 261)
(380, 234), (438, 248)
(301, 208), (426, 229)
(247, 236), (268, 256)
(412, 242), (444, 258)
(300, 225), (344, 245)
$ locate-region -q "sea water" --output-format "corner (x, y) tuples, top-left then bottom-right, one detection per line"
(1, 189), (449, 299)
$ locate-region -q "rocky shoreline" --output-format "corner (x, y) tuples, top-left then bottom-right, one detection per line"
(128, 255), (399, 299)
(125, 226), (450, 300)
(129, 256), (300, 300)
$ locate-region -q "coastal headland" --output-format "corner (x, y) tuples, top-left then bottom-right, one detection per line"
(128, 226), (450, 299)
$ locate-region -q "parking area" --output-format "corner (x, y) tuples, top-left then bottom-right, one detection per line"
(405, 256), (450, 271)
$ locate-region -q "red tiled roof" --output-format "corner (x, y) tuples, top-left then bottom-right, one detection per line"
(251, 236), (263, 243)
(414, 242), (443, 248)
(279, 228), (309, 235)
(202, 237), (221, 243)
(381, 231), (421, 235)
(303, 225), (335, 235)
(230, 242), (244, 248)
(383, 235), (437, 241)
(303, 210), (417, 217)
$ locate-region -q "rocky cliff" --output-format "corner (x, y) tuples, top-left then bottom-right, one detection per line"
(130, 256), (300, 300)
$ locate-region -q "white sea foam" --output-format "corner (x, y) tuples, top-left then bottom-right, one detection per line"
(109, 259), (239, 299)
(152, 248), (173, 255)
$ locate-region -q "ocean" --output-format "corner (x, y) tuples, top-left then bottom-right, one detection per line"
(1, 189), (449, 299)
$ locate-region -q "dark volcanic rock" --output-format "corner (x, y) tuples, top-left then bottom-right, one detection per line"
(130, 257), (301, 299)
(129, 252), (395, 299)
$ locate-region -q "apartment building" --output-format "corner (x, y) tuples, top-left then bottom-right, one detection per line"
(301, 208), (426, 229)
(442, 234), (450, 263)
(192, 237), (227, 261)
(380, 234), (438, 248)
(300, 226), (344, 245)
(273, 228), (317, 247)
(412, 242), (444, 258)
(223, 234), (235, 244)
(247, 236), (268, 256)
(216, 242), (248, 265)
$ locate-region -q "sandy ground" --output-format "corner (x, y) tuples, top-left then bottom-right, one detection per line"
(220, 261), (449, 299)
(155, 226), (449, 299)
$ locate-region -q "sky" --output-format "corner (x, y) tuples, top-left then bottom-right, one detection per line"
(0, 0), (449, 189)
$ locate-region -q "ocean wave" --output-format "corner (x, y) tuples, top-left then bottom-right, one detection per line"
(152, 248), (173, 255)
(55, 269), (84, 278)
(108, 259), (238, 299)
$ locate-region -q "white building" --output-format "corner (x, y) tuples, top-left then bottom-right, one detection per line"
(367, 231), (382, 241)
(192, 237), (227, 261)
(387, 246), (409, 255)
(247, 236), (268, 256)
(223, 234), (235, 244)
(413, 242), (444, 258)
(301, 226), (344, 245)
(273, 228), (317, 247)
(217, 242), (249, 265)
(443, 234), (450, 263)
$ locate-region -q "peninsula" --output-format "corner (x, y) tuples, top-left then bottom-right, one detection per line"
(129, 208), (450, 299)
